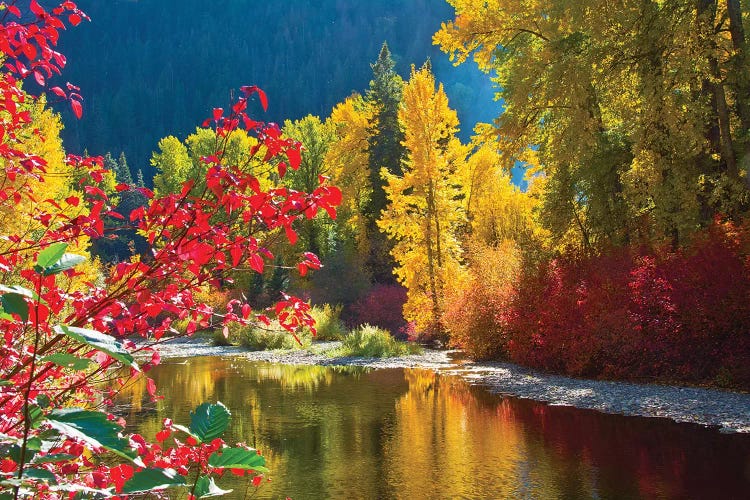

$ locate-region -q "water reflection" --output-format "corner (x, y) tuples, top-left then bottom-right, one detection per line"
(115, 357), (750, 499)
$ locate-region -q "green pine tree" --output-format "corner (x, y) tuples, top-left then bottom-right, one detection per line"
(117, 151), (134, 184)
(365, 42), (406, 282)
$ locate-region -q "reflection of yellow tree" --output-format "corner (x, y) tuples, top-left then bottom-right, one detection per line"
(254, 364), (337, 392)
(384, 369), (530, 498)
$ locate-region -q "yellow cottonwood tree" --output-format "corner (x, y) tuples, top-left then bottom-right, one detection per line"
(378, 65), (468, 334)
(325, 94), (375, 258)
(436, 0), (750, 248)
(0, 96), (102, 288)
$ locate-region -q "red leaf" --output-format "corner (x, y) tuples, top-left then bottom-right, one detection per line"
(230, 246), (242, 268)
(155, 429), (171, 443)
(285, 226), (297, 245)
(256, 88), (268, 111)
(23, 44), (37, 62)
(68, 13), (82, 26)
(298, 263), (308, 277)
(147, 378), (157, 397)
(286, 147), (301, 170)
(30, 0), (44, 17)
(249, 253), (264, 273)
(277, 162), (287, 178)
(33, 71), (45, 86)
(241, 303), (252, 319)
(50, 86), (67, 98)
(114, 183), (130, 192)
(65, 196), (79, 207)
(70, 99), (82, 119)
(213, 108), (223, 121)
(8, 5), (21, 17)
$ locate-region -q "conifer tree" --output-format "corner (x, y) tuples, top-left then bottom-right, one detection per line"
(365, 42), (407, 281)
(117, 151), (134, 184)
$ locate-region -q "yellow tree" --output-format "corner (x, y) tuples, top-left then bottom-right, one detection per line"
(325, 94), (375, 259)
(0, 96), (103, 287)
(379, 65), (468, 334)
(435, 0), (750, 248)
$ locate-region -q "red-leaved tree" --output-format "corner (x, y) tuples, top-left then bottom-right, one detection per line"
(0, 1), (340, 497)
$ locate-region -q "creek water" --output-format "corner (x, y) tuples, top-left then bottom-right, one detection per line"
(116, 356), (750, 499)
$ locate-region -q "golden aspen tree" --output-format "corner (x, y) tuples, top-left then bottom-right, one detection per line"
(378, 65), (468, 335)
(0, 97), (102, 288)
(325, 94), (375, 259)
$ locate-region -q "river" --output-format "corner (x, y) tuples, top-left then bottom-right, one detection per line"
(115, 356), (750, 499)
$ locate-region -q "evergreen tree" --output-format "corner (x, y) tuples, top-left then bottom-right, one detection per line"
(117, 151), (134, 184)
(136, 169), (146, 188)
(365, 42), (407, 282)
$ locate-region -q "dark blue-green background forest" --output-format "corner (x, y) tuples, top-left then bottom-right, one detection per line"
(49, 0), (499, 180)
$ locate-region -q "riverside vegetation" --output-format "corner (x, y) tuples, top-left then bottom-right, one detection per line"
(1, 0), (750, 497)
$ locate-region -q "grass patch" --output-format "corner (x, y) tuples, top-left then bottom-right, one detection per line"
(308, 304), (347, 341)
(224, 321), (312, 350)
(330, 324), (422, 358)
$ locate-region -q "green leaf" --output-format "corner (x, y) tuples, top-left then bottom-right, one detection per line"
(41, 253), (86, 276)
(120, 468), (186, 494)
(1, 293), (28, 323)
(35, 243), (68, 269)
(27, 405), (44, 429)
(26, 437), (42, 451)
(171, 423), (199, 440)
(193, 476), (233, 498)
(189, 402), (231, 443)
(50, 483), (113, 497)
(53, 325), (138, 370)
(207, 447), (268, 473)
(22, 467), (57, 484)
(0, 285), (37, 301)
(41, 353), (93, 371)
(31, 453), (75, 464)
(46, 408), (134, 460)
(36, 394), (51, 409)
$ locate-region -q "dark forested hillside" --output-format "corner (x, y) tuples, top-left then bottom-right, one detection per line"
(49, 0), (497, 179)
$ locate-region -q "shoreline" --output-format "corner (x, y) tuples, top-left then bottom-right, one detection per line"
(149, 337), (750, 434)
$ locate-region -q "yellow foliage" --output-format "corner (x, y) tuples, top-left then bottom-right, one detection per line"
(325, 94), (375, 257)
(436, 0), (750, 247)
(0, 95), (102, 288)
(378, 65), (468, 333)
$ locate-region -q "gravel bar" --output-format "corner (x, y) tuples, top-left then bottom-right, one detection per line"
(148, 337), (750, 434)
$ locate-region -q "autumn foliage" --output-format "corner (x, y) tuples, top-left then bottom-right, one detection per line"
(0, 1), (340, 496)
(503, 221), (750, 388)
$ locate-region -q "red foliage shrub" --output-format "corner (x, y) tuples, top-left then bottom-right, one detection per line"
(506, 221), (750, 389)
(348, 284), (408, 338)
(443, 242), (520, 359)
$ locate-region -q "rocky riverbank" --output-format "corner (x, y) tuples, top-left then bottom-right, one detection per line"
(148, 337), (750, 434)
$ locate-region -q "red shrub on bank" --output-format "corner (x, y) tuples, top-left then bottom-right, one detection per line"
(348, 284), (408, 337)
(506, 221), (750, 388)
(444, 241), (520, 358)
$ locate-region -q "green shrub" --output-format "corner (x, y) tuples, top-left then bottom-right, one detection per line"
(228, 321), (312, 351)
(332, 324), (421, 358)
(308, 304), (347, 340)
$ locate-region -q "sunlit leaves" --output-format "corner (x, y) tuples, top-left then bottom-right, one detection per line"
(46, 409), (134, 460)
(207, 447), (268, 473)
(188, 402), (231, 443)
(54, 325), (137, 369)
(120, 468), (186, 494)
(379, 64), (467, 333)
